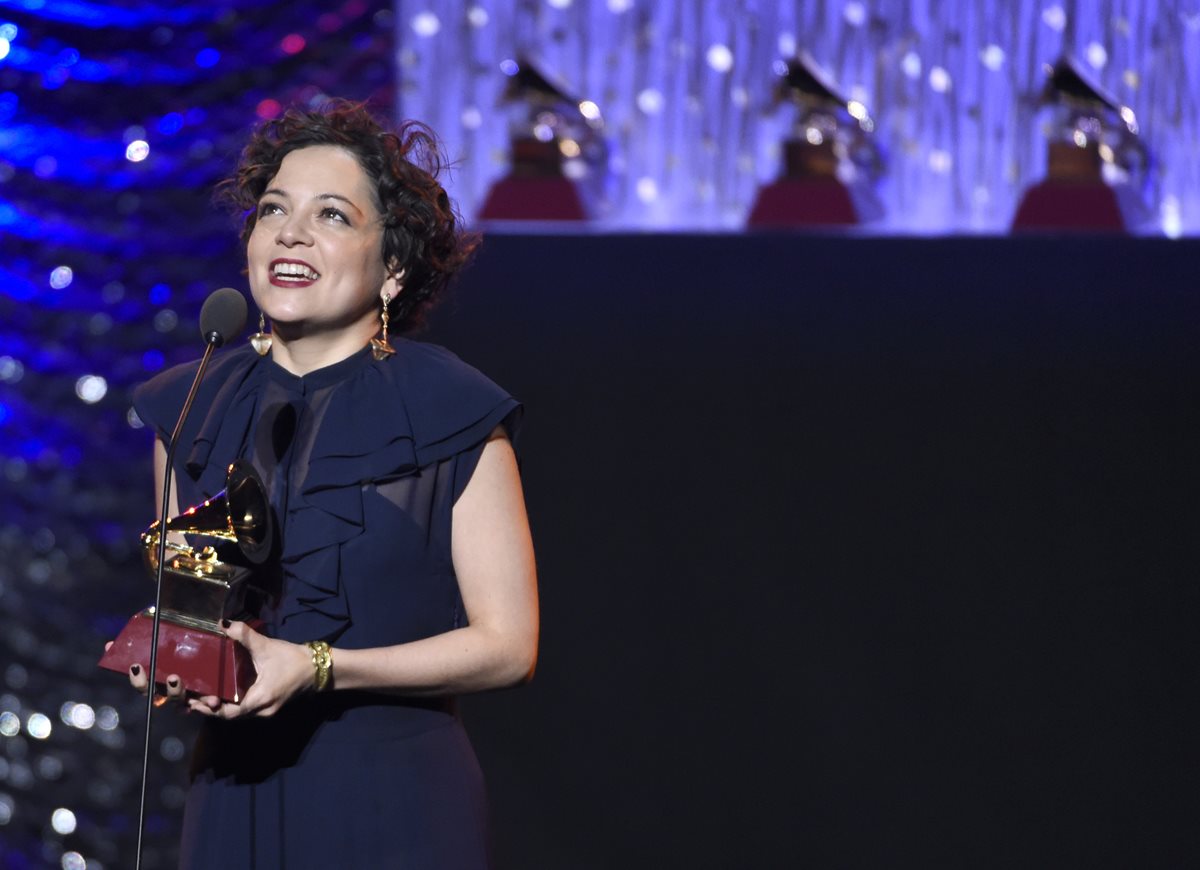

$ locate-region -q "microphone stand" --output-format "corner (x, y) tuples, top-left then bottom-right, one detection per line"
(134, 334), (222, 870)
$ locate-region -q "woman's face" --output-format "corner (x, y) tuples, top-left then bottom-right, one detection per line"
(248, 145), (396, 338)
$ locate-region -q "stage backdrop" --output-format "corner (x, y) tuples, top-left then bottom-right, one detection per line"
(3, 221), (1197, 868)
(423, 232), (1199, 869)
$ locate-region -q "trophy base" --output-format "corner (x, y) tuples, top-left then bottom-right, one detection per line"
(98, 609), (257, 703)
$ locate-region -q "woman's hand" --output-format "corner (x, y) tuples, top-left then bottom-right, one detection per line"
(187, 621), (315, 719)
(104, 641), (186, 704)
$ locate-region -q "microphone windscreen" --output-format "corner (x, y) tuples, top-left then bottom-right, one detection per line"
(199, 288), (248, 347)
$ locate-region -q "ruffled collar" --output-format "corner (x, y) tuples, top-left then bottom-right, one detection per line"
(263, 345), (373, 394)
(179, 343), (419, 642)
(170, 338), (519, 643)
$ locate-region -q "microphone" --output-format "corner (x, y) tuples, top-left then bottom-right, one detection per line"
(199, 286), (248, 347)
(134, 287), (247, 870)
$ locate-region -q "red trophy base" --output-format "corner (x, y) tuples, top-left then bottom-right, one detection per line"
(98, 610), (257, 703)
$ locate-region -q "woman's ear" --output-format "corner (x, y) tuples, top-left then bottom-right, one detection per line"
(382, 268), (406, 301)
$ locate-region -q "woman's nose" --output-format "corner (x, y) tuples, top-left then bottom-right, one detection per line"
(277, 215), (311, 246)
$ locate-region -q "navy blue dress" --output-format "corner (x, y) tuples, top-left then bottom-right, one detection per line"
(133, 339), (521, 869)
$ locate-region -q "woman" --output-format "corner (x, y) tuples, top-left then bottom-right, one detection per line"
(128, 101), (538, 868)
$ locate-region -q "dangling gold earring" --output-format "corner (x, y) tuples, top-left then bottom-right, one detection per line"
(369, 292), (396, 360)
(249, 312), (272, 356)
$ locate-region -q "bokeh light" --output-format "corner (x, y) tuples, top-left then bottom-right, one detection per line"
(637, 88), (663, 115)
(705, 44), (733, 73)
(26, 712), (51, 740)
(51, 807), (77, 835)
(256, 98), (283, 120)
(49, 265), (73, 289)
(412, 12), (440, 37)
(74, 375), (108, 404)
(125, 140), (149, 162)
(980, 45), (1006, 71)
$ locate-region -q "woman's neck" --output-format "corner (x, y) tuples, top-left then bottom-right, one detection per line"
(268, 321), (377, 376)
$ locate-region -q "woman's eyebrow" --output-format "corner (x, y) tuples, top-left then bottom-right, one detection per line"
(316, 192), (366, 216)
(260, 187), (366, 217)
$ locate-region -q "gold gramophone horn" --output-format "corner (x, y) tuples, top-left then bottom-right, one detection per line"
(141, 460), (272, 572)
(138, 460), (274, 629)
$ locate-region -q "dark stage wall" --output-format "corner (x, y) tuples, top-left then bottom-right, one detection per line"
(424, 234), (1199, 869)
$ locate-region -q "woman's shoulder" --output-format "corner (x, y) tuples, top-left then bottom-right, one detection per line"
(392, 337), (493, 379)
(384, 338), (521, 461)
(132, 345), (259, 437)
(388, 338), (509, 398)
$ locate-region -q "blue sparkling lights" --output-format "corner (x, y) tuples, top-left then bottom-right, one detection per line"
(0, 0), (208, 29)
(194, 47), (219, 68)
(157, 111), (183, 135)
(0, 3), (394, 865)
(0, 266), (38, 300)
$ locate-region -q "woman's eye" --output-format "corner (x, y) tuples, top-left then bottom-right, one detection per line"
(257, 202), (283, 217)
(320, 207), (349, 224)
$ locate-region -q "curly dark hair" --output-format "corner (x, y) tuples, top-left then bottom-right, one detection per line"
(216, 99), (478, 332)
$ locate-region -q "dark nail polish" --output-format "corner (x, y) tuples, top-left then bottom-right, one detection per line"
(130, 665), (140, 675)
(167, 677), (179, 688)
(221, 618), (231, 628)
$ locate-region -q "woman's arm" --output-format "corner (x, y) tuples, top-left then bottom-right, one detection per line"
(192, 428), (540, 718)
(152, 437), (182, 520)
(334, 428), (539, 691)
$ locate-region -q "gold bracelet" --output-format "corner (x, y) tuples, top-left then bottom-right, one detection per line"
(305, 640), (333, 692)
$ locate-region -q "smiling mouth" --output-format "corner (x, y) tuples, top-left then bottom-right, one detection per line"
(270, 261), (321, 283)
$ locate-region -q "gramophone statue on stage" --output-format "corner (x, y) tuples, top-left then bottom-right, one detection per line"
(99, 460), (274, 702)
